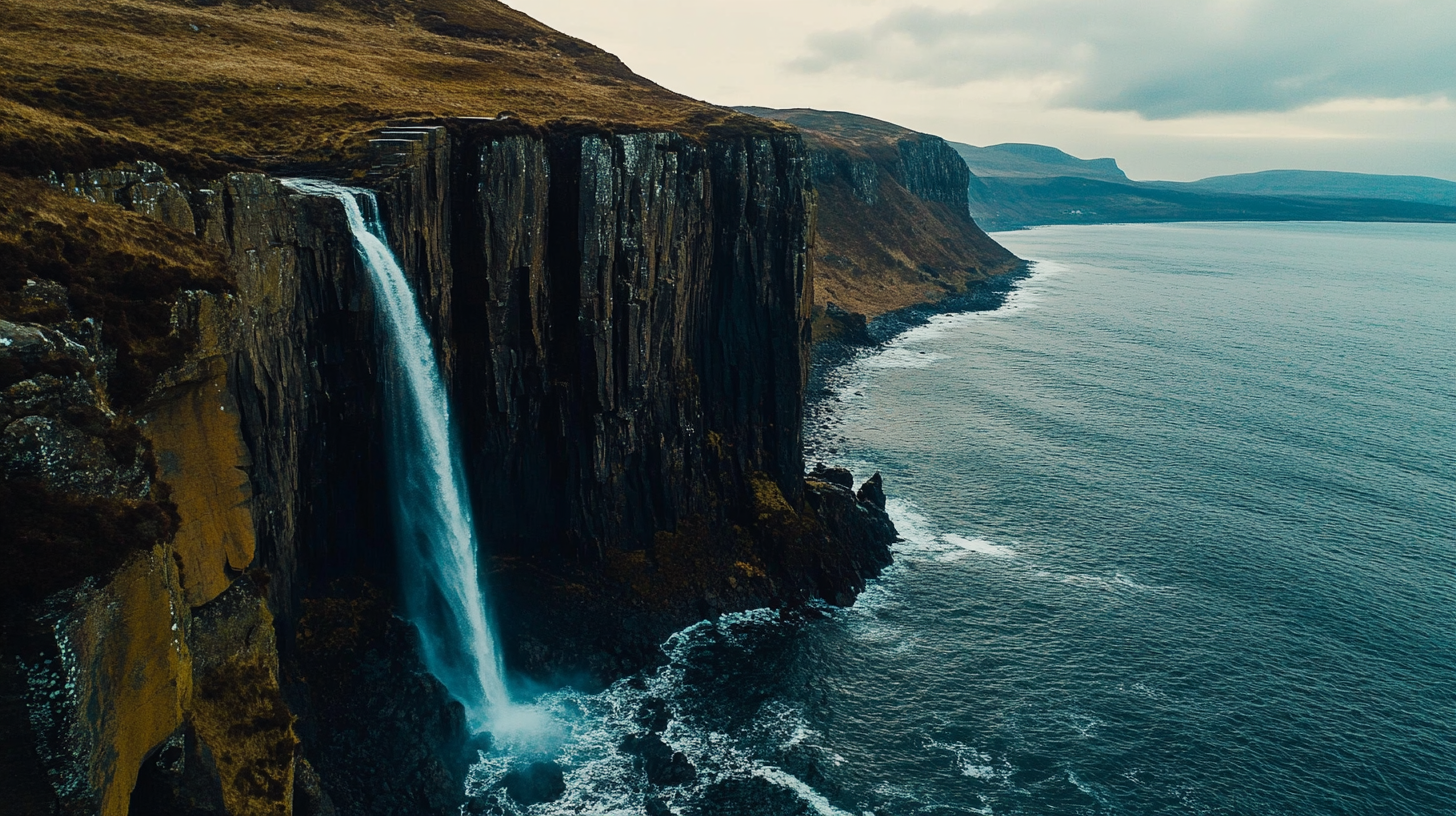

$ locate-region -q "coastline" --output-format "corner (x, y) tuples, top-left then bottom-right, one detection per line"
(805, 262), (1035, 459)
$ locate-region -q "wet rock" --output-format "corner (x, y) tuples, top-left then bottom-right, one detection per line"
(293, 758), (339, 816)
(500, 760), (567, 806)
(644, 795), (674, 816)
(808, 463), (854, 490)
(817, 303), (874, 347)
(687, 775), (811, 816)
(293, 581), (468, 816)
(621, 732), (697, 787)
(635, 697), (671, 733)
(856, 472), (887, 510)
(802, 478), (898, 602)
(129, 725), (228, 816)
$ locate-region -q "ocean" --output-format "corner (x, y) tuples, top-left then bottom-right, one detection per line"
(476, 222), (1456, 816)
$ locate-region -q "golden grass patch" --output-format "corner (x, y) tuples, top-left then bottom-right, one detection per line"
(0, 0), (787, 175)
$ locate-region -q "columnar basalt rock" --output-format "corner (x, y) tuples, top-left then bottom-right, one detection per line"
(1, 118), (897, 815)
(449, 128), (814, 560)
(896, 135), (974, 206)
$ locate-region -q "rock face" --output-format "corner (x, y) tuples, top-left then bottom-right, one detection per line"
(451, 126), (813, 562)
(895, 137), (975, 206)
(498, 761), (567, 806)
(734, 107), (1022, 324)
(1, 119), (897, 814)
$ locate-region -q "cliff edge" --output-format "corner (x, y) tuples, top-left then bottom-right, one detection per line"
(0, 2), (897, 814)
(735, 107), (1022, 331)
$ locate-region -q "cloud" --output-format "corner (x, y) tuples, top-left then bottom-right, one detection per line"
(789, 1), (1456, 118)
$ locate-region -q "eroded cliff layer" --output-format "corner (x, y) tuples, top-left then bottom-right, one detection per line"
(735, 107), (1022, 327)
(1, 118), (896, 815)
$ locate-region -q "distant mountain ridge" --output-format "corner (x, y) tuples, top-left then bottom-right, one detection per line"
(1157, 170), (1456, 208)
(953, 143), (1129, 183)
(949, 141), (1456, 230)
(736, 106), (1456, 234)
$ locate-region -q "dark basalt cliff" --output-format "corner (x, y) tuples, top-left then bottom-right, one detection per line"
(735, 107), (1021, 329)
(0, 1), (902, 812)
(0, 119), (896, 815)
(444, 126), (890, 679)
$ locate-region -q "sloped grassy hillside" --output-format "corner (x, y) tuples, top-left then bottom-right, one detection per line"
(0, 0), (781, 176)
(739, 107), (1020, 321)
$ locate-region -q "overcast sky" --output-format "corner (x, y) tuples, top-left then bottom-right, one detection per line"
(504, 0), (1456, 181)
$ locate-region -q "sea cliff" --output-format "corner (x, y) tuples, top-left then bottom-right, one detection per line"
(735, 107), (1022, 330)
(0, 2), (915, 812)
(1, 121), (895, 815)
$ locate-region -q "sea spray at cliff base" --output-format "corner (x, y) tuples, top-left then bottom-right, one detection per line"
(282, 179), (516, 733)
(466, 222), (1454, 815)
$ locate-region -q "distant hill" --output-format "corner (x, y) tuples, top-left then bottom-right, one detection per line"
(952, 143), (1129, 183)
(1158, 170), (1456, 208)
(736, 107), (1456, 235)
(948, 142), (1456, 230)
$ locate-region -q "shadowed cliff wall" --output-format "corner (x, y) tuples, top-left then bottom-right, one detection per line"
(448, 127), (812, 560)
(1, 119), (895, 815)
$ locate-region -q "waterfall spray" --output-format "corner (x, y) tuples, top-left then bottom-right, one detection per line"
(283, 179), (510, 731)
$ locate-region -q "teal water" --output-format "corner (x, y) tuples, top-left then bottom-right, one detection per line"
(795, 222), (1456, 815)
(474, 222), (1456, 816)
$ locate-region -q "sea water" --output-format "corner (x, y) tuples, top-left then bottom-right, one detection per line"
(479, 222), (1456, 816)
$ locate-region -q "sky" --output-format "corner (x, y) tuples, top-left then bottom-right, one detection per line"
(503, 0), (1456, 182)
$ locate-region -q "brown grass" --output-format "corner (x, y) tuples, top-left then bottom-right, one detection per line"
(0, 479), (178, 602)
(737, 107), (917, 143)
(742, 110), (1021, 319)
(811, 177), (1015, 318)
(0, 174), (231, 406)
(0, 0), (787, 175)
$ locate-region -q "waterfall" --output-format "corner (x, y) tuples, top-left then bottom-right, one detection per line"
(283, 179), (510, 731)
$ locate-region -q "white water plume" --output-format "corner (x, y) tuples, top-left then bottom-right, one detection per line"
(282, 178), (512, 732)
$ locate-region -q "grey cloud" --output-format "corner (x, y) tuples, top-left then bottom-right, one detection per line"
(789, 1), (1456, 118)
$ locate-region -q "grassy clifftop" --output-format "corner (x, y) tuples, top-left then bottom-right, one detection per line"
(738, 107), (1020, 320)
(0, 0), (783, 176)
